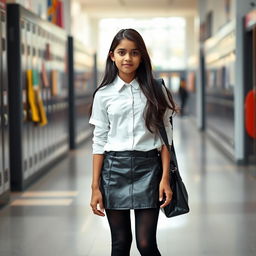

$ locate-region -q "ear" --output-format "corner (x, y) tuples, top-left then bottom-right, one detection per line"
(109, 51), (115, 62)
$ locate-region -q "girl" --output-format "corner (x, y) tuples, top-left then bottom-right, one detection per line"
(89, 28), (177, 256)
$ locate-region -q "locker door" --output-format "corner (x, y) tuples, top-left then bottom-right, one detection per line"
(41, 29), (48, 165)
(42, 30), (48, 165)
(244, 24), (256, 164)
(251, 27), (256, 161)
(49, 37), (55, 161)
(51, 40), (56, 159)
(35, 25), (42, 171)
(31, 23), (38, 174)
(248, 27), (256, 162)
(0, 9), (3, 195)
(37, 26), (43, 168)
(1, 10), (9, 191)
(21, 19), (29, 179)
(26, 21), (34, 177)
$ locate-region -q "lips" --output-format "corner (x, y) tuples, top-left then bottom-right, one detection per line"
(122, 64), (133, 67)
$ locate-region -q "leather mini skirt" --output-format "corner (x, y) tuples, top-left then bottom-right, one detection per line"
(100, 149), (162, 209)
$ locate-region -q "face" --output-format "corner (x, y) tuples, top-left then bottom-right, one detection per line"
(110, 39), (141, 82)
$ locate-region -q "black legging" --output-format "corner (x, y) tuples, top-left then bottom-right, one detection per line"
(106, 208), (161, 256)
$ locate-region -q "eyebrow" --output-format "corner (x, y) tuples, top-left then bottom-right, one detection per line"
(116, 48), (139, 51)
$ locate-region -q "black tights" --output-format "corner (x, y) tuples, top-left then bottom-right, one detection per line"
(106, 208), (161, 256)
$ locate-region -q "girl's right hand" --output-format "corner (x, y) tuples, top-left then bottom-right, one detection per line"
(90, 188), (105, 217)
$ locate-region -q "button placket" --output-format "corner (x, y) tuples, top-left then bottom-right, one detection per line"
(129, 85), (135, 149)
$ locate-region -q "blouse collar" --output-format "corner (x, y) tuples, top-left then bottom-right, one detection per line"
(114, 76), (139, 92)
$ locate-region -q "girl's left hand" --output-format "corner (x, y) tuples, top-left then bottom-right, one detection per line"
(159, 180), (173, 208)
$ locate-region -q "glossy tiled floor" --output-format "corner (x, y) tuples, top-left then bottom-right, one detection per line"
(0, 117), (255, 256)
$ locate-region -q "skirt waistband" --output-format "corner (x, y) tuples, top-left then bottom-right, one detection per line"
(105, 149), (159, 158)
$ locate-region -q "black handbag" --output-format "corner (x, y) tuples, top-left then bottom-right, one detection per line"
(156, 79), (190, 218)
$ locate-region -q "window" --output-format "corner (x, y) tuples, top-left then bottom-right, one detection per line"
(98, 17), (186, 70)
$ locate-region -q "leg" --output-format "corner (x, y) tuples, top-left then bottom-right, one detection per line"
(134, 208), (161, 256)
(106, 209), (132, 256)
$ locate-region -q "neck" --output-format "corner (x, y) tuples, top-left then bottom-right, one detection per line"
(118, 72), (135, 83)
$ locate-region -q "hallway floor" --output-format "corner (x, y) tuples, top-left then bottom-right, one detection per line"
(0, 117), (255, 256)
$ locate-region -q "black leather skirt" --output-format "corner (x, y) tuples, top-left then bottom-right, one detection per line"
(100, 149), (162, 209)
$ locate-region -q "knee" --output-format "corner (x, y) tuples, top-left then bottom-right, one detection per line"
(112, 232), (132, 255)
(136, 240), (160, 256)
(136, 239), (150, 255)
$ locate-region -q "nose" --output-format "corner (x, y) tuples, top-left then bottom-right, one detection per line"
(124, 53), (132, 60)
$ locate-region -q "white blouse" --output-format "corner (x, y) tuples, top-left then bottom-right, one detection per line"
(89, 76), (173, 154)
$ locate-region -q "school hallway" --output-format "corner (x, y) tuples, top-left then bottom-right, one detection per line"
(0, 116), (255, 256)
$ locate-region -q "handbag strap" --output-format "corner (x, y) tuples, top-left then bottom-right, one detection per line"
(155, 79), (181, 174)
(154, 78), (173, 153)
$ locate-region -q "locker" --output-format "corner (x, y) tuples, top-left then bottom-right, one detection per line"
(37, 26), (44, 170)
(0, 6), (9, 206)
(31, 23), (38, 174)
(7, 3), (68, 191)
(1, 10), (10, 192)
(0, 13), (3, 195)
(21, 18), (29, 179)
(26, 20), (34, 177)
(29, 21), (36, 176)
(32, 23), (41, 174)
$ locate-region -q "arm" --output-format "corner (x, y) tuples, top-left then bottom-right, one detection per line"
(89, 125), (108, 217)
(90, 154), (105, 216)
(89, 91), (109, 217)
(159, 144), (173, 208)
(159, 86), (174, 207)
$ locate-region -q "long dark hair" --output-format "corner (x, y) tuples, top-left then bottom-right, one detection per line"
(90, 28), (177, 133)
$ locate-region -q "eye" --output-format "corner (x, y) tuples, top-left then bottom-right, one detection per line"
(131, 50), (140, 57)
(117, 50), (126, 56)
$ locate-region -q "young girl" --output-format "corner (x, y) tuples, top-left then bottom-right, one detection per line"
(89, 28), (176, 256)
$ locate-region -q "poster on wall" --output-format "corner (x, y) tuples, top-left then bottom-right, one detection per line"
(47, 0), (63, 28)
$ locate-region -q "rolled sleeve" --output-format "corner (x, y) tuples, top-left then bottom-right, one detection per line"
(89, 91), (109, 130)
(92, 126), (108, 154)
(89, 91), (109, 154)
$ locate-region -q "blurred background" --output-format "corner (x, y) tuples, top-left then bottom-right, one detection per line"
(0, 0), (255, 255)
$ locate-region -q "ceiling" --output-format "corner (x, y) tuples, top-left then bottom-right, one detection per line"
(76, 0), (197, 18)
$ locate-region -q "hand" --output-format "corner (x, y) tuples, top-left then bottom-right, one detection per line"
(159, 180), (173, 208)
(90, 188), (105, 217)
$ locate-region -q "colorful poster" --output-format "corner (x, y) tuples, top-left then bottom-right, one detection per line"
(47, 0), (63, 27)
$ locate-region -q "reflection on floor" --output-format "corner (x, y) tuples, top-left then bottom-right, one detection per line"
(0, 117), (255, 256)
